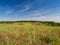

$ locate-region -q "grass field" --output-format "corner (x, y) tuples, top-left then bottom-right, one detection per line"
(0, 21), (60, 45)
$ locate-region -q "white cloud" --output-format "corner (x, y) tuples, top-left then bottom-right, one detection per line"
(5, 8), (14, 16)
(15, 16), (60, 22)
(19, 6), (30, 13)
(19, 5), (32, 13)
(1, 5), (60, 22)
(20, 7), (60, 22)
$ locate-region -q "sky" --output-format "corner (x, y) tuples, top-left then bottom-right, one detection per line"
(0, 0), (60, 22)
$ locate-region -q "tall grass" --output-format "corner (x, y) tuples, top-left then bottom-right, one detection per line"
(0, 22), (60, 45)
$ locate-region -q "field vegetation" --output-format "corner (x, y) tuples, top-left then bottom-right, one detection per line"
(0, 21), (60, 45)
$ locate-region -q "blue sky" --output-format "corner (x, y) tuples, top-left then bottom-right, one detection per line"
(0, 0), (60, 22)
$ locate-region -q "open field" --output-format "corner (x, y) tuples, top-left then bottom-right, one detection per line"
(0, 21), (60, 45)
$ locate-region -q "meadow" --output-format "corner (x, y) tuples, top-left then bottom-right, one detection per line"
(0, 21), (60, 45)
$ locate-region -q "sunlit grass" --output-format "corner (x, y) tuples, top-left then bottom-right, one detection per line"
(0, 22), (60, 45)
